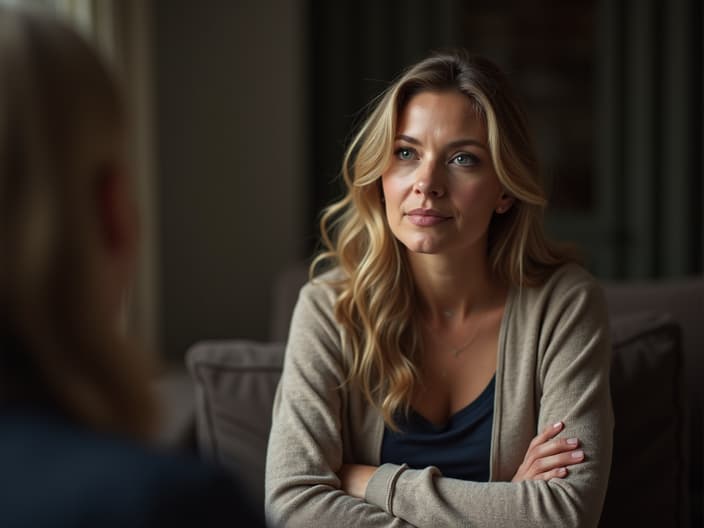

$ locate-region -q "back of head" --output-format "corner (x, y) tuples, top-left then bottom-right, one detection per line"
(0, 7), (155, 439)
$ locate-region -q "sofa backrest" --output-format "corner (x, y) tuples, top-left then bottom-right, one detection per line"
(603, 277), (704, 413)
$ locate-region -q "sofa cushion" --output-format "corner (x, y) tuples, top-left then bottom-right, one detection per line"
(600, 312), (685, 527)
(186, 340), (284, 510)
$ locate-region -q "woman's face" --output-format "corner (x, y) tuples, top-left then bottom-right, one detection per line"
(381, 89), (511, 258)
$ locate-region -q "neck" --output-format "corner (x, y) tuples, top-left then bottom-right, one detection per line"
(408, 247), (502, 323)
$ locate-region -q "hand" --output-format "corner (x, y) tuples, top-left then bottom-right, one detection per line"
(511, 421), (584, 482)
(338, 463), (377, 499)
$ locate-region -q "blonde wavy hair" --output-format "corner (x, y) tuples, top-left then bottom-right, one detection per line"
(313, 50), (575, 428)
(0, 8), (155, 439)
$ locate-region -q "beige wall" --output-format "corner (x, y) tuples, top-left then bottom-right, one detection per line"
(153, 0), (307, 359)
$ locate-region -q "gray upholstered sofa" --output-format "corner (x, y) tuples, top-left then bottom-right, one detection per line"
(155, 266), (703, 527)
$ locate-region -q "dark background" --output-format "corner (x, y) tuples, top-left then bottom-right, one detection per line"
(153, 0), (703, 358)
(307, 0), (703, 276)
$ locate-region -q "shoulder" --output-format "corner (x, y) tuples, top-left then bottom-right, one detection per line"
(0, 410), (261, 526)
(87, 439), (261, 526)
(509, 264), (610, 350)
(509, 263), (609, 340)
(539, 262), (600, 295)
(293, 267), (345, 330)
(299, 267), (344, 304)
(284, 267), (349, 376)
(519, 263), (605, 310)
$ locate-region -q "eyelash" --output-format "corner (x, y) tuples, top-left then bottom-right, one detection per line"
(394, 147), (418, 161)
(450, 153), (480, 167)
(393, 147), (480, 167)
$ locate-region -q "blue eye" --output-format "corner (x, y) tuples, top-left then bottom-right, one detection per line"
(451, 153), (479, 167)
(395, 147), (415, 161)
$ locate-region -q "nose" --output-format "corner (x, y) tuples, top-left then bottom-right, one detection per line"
(412, 159), (445, 198)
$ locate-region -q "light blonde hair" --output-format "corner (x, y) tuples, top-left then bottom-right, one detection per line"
(0, 8), (155, 439)
(313, 50), (576, 428)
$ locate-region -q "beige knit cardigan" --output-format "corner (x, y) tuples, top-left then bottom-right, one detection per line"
(265, 263), (613, 527)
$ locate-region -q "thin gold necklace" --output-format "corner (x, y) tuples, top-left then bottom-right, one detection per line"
(426, 309), (489, 358)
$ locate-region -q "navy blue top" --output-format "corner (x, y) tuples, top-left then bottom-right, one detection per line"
(381, 376), (495, 482)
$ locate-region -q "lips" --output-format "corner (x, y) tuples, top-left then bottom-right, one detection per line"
(405, 208), (451, 227)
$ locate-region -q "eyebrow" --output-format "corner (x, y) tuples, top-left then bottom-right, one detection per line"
(395, 134), (489, 152)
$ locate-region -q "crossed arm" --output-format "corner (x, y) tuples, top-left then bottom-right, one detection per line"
(339, 420), (585, 498)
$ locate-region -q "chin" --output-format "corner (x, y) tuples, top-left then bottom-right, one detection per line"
(401, 236), (445, 255)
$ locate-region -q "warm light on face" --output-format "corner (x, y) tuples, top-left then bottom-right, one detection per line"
(381, 90), (506, 258)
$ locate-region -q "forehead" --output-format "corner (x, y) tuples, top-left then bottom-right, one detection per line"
(396, 89), (486, 141)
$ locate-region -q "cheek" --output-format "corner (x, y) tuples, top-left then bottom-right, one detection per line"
(454, 181), (502, 216)
(380, 174), (404, 209)
(380, 175), (407, 240)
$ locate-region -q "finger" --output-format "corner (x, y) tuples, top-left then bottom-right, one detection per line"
(529, 421), (563, 449)
(534, 467), (568, 481)
(531, 436), (581, 460)
(531, 450), (585, 474)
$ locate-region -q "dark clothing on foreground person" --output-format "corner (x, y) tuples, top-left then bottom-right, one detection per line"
(0, 406), (263, 527)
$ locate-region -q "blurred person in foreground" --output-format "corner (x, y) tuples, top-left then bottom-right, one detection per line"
(0, 7), (261, 527)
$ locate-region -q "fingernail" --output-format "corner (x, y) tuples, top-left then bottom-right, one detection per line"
(566, 437), (579, 446)
(557, 467), (567, 476)
(571, 450), (584, 459)
(553, 422), (562, 429)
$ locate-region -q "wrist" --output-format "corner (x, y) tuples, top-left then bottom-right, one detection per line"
(339, 463), (378, 499)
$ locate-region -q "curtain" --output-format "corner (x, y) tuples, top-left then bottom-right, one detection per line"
(595, 0), (703, 278)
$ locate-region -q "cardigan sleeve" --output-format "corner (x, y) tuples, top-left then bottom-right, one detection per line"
(364, 272), (614, 528)
(264, 281), (413, 528)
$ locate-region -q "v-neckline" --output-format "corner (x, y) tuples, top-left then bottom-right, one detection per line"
(408, 374), (496, 431)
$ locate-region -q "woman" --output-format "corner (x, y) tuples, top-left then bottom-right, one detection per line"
(266, 51), (613, 527)
(0, 8), (259, 527)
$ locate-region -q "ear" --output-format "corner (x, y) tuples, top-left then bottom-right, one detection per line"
(95, 161), (138, 257)
(494, 192), (515, 215)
